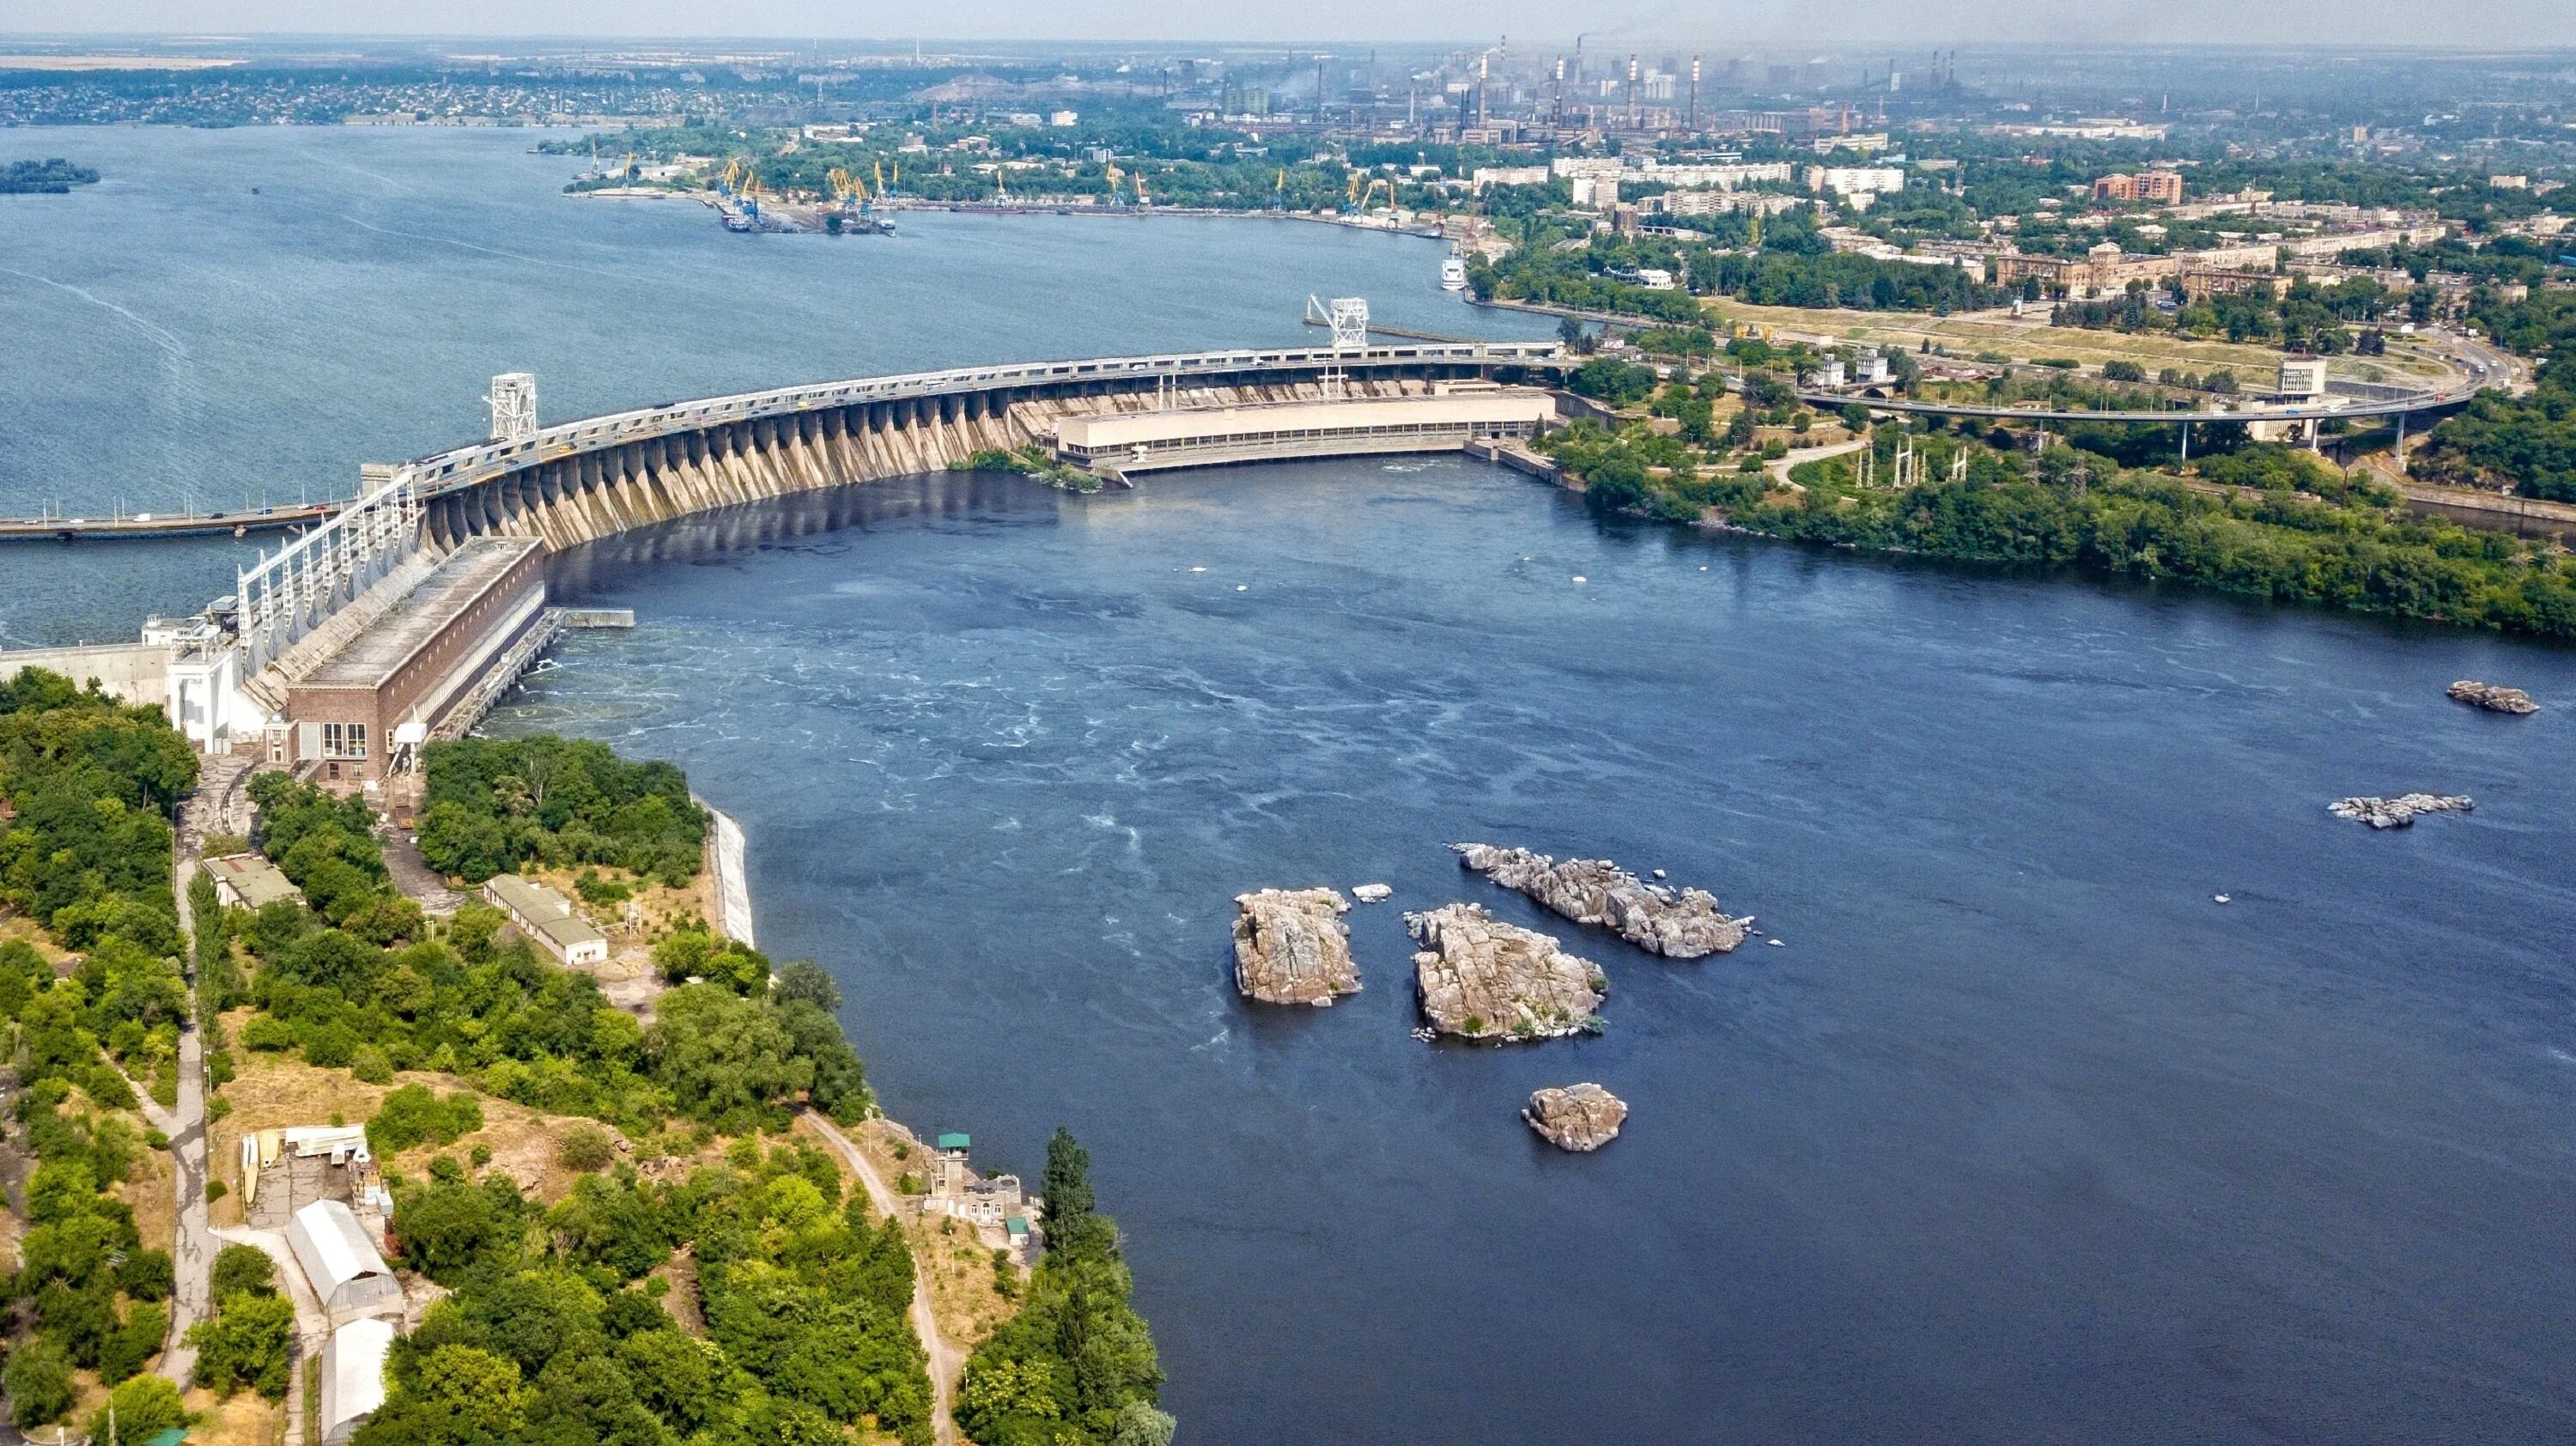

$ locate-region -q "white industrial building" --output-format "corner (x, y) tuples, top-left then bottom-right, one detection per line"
(288, 1199), (404, 1323)
(319, 1315), (395, 1444)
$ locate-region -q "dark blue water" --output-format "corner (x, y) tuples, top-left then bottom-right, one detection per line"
(10, 127), (2576, 1445)
(498, 463), (2576, 1446)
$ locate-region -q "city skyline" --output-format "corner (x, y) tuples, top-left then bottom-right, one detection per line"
(9, 1), (2576, 47)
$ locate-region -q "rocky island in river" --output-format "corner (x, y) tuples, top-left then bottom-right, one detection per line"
(2448, 680), (2540, 714)
(1524, 1084), (1630, 1151)
(1232, 887), (1361, 1005)
(2329, 793), (2476, 829)
(1406, 902), (1607, 1042)
(1452, 843), (1751, 957)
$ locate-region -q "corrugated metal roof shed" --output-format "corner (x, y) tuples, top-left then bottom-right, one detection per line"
(287, 1200), (403, 1321)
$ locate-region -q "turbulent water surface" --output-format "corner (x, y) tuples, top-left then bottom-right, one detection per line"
(7, 127), (2576, 1446)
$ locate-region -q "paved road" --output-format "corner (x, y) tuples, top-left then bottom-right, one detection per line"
(159, 758), (246, 1387)
(158, 1024), (212, 1387)
(807, 1116), (963, 1446)
(1768, 436), (1871, 487)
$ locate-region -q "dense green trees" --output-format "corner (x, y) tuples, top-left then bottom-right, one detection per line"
(957, 1128), (1169, 1446)
(358, 1140), (933, 1446)
(2, 1078), (169, 1425)
(248, 773), (423, 944)
(186, 1284), (295, 1399)
(0, 672), (206, 1427)
(418, 735), (707, 885)
(0, 669), (192, 951)
(1541, 422), (2576, 638)
(2417, 291), (2576, 501)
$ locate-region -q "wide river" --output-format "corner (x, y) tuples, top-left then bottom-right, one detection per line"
(7, 129), (2575, 1444)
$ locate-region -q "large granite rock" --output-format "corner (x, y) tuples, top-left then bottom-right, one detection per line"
(1523, 1084), (1628, 1151)
(1406, 902), (1605, 1042)
(2329, 793), (2475, 829)
(1451, 843), (1751, 957)
(1231, 888), (1360, 1006)
(2448, 680), (2539, 714)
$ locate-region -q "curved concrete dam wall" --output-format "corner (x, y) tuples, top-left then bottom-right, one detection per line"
(413, 345), (1561, 553)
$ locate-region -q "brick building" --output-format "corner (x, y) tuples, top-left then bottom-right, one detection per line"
(279, 537), (545, 785)
(2092, 171), (2184, 204)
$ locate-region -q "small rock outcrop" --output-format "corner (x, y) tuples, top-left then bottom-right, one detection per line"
(1523, 1084), (1628, 1151)
(1232, 888), (1360, 1006)
(2329, 794), (2475, 829)
(1352, 883), (1394, 903)
(1451, 843), (1750, 957)
(1406, 902), (1605, 1042)
(2448, 680), (2539, 714)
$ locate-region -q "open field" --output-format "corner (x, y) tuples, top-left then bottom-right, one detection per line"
(1704, 300), (2458, 385)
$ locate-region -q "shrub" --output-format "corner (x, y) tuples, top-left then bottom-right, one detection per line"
(88, 1375), (185, 1444)
(368, 1084), (485, 1155)
(117, 1248), (175, 1301)
(211, 1243), (277, 1299)
(5, 1339), (76, 1427)
(558, 1124), (617, 1173)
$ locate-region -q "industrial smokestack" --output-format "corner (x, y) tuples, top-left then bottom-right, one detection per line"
(1627, 52), (1639, 130)
(1690, 54), (1701, 128)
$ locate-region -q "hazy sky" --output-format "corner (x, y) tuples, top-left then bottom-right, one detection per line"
(8, 0), (2576, 46)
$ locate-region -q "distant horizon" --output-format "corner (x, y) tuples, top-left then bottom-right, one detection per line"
(9, 32), (2576, 53)
(6, 0), (2576, 50)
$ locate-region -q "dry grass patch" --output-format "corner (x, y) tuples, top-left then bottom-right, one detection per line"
(113, 1136), (177, 1258)
(183, 1384), (284, 1446)
(653, 1249), (706, 1333)
(216, 1046), (659, 1209)
(833, 1117), (1026, 1352)
(1705, 299), (2453, 383)
(0, 914), (75, 968)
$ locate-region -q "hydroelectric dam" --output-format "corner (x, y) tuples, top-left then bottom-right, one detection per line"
(3, 338), (1568, 785)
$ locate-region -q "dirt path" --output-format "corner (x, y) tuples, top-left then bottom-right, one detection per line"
(806, 1115), (962, 1446)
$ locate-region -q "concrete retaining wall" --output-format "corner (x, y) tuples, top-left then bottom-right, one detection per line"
(0, 641), (172, 707)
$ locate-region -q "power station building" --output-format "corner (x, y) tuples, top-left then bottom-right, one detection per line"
(269, 536), (547, 785)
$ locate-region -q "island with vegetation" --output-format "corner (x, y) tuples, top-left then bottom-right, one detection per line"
(0, 666), (1171, 1446)
(0, 159), (100, 194)
(950, 444), (1104, 494)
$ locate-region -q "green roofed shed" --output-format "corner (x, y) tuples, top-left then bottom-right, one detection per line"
(145, 1430), (191, 1446)
(936, 1133), (971, 1151)
(1006, 1217), (1030, 1238)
